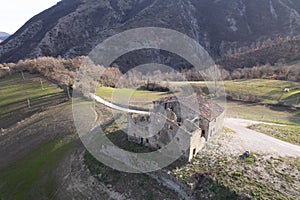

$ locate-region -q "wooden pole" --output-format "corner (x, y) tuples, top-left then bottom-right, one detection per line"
(40, 79), (44, 90)
(27, 99), (31, 108)
(67, 86), (71, 98)
(21, 71), (25, 80)
(261, 104), (266, 119)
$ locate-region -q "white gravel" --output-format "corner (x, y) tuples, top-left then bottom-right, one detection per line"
(223, 118), (300, 157)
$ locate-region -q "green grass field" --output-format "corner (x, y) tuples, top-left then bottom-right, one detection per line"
(0, 138), (74, 200)
(97, 80), (300, 108)
(223, 101), (300, 125)
(223, 79), (300, 105)
(0, 73), (67, 128)
(96, 87), (175, 109)
(248, 124), (300, 146)
(170, 79), (300, 106)
(0, 73), (75, 199)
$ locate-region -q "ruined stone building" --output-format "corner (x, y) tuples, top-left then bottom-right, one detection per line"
(127, 95), (225, 162)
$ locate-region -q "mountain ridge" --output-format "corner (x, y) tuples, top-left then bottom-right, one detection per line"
(1, 0), (300, 69)
(0, 32), (10, 42)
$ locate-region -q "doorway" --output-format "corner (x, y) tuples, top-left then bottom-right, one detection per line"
(201, 130), (205, 138)
(193, 148), (196, 155)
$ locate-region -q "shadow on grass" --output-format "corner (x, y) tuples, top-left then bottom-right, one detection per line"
(84, 151), (181, 200)
(226, 99), (260, 107)
(283, 91), (300, 102)
(0, 92), (67, 129)
(0, 92), (66, 112)
(106, 129), (156, 153)
(193, 174), (249, 200)
(84, 139), (248, 200)
(113, 102), (150, 112)
(289, 111), (300, 125)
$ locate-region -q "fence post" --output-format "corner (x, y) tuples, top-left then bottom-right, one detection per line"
(21, 71), (25, 80)
(40, 79), (45, 90)
(67, 86), (71, 98)
(27, 99), (31, 108)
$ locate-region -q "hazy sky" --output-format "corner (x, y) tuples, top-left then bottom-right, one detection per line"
(0, 0), (60, 34)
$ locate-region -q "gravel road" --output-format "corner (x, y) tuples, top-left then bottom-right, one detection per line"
(223, 118), (300, 157)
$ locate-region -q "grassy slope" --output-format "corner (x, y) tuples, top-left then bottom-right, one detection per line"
(171, 79), (300, 106)
(248, 124), (300, 146)
(0, 139), (74, 200)
(0, 73), (67, 129)
(170, 79), (300, 125)
(180, 152), (299, 200)
(0, 74), (75, 199)
(223, 79), (300, 105)
(224, 101), (300, 125)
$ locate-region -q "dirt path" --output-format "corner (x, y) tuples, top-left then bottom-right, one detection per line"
(223, 118), (300, 157)
(91, 94), (150, 115)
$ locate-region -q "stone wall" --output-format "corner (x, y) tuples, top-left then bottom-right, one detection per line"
(147, 169), (196, 200)
(128, 97), (225, 162)
(207, 110), (225, 141)
(128, 113), (194, 161)
(189, 129), (206, 162)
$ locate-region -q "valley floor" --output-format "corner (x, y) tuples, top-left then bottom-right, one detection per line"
(0, 75), (299, 199)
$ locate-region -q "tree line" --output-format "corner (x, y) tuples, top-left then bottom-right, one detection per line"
(0, 56), (299, 92)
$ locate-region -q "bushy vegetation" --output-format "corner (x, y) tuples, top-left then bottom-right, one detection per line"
(183, 63), (300, 82)
(219, 35), (300, 72)
(15, 57), (82, 85)
(1, 55), (299, 90)
(138, 83), (170, 92)
(224, 64), (300, 81)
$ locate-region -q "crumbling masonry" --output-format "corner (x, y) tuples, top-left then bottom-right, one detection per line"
(128, 95), (225, 162)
